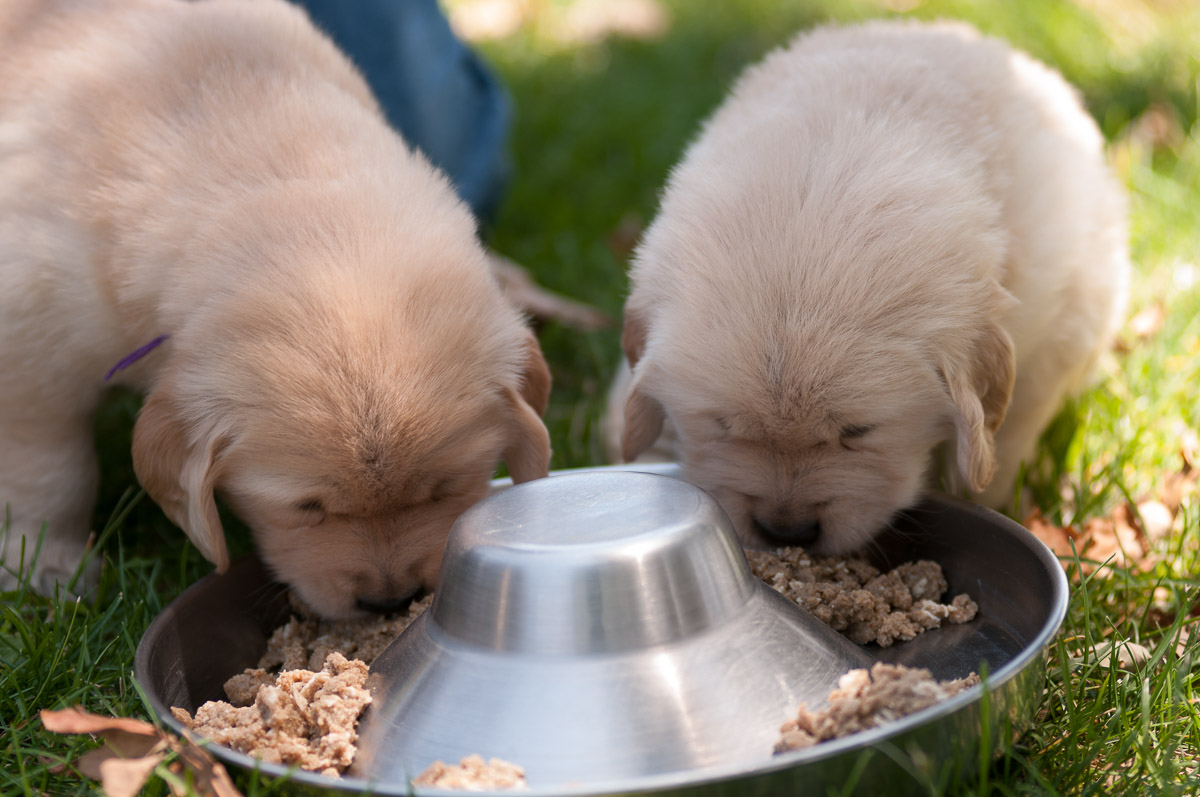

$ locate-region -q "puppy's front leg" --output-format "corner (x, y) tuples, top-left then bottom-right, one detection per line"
(0, 413), (100, 594)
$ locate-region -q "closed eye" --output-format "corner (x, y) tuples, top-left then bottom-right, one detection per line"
(430, 475), (478, 502)
(293, 499), (326, 527)
(430, 479), (455, 501)
(839, 424), (875, 451)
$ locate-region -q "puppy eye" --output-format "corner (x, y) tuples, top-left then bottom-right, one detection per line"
(839, 424), (875, 451)
(430, 479), (456, 501)
(293, 499), (326, 527)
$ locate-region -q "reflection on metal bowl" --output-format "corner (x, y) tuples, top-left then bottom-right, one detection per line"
(135, 463), (1067, 796)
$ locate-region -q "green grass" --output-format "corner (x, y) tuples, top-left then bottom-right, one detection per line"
(4, 0), (1199, 793)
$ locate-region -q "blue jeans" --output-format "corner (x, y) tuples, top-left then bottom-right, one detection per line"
(296, 0), (511, 225)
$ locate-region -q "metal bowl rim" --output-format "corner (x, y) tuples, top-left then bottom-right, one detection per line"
(134, 464), (1069, 795)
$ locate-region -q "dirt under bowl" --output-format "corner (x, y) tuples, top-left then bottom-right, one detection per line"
(135, 463), (1068, 796)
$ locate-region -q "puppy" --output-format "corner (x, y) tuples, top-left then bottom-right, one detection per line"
(607, 20), (1128, 554)
(0, 0), (551, 617)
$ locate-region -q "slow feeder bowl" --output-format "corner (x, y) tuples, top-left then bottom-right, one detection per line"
(353, 471), (875, 786)
(135, 463), (1068, 796)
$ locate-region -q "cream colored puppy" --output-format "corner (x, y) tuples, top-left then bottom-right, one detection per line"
(0, 0), (551, 616)
(609, 20), (1127, 553)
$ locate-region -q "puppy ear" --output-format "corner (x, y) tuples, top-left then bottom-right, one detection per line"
(517, 330), (551, 416)
(621, 305), (650, 367)
(941, 322), (1016, 492)
(619, 304), (666, 461)
(621, 378), (666, 462)
(132, 386), (230, 571)
(503, 332), (552, 483)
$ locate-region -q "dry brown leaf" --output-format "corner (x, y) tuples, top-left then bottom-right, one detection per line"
(175, 745), (243, 797)
(1021, 439), (1200, 574)
(1081, 509), (1146, 570)
(1024, 502), (1159, 575)
(40, 708), (158, 737)
(1093, 639), (1153, 670)
(1113, 503), (1149, 547)
(75, 736), (166, 779)
(1135, 499), (1175, 540)
(40, 706), (245, 797)
(98, 754), (168, 797)
(1157, 452), (1198, 515)
(82, 730), (165, 766)
(1023, 509), (1081, 559)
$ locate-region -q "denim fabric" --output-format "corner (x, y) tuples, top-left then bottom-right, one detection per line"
(297, 0), (511, 225)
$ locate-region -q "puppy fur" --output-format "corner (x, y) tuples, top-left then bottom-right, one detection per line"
(0, 0), (551, 617)
(608, 20), (1128, 554)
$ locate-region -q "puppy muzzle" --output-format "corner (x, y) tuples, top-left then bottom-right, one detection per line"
(753, 518), (820, 546)
(356, 587), (425, 615)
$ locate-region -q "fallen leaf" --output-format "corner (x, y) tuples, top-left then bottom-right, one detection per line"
(1024, 502), (1158, 575)
(176, 744), (243, 797)
(1135, 499), (1174, 540)
(1023, 509), (1080, 559)
(1093, 639), (1153, 670)
(76, 735), (166, 778)
(98, 754), (167, 797)
(1081, 509), (1146, 571)
(40, 706), (245, 797)
(40, 708), (158, 737)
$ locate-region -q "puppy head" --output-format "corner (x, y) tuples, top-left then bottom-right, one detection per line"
(625, 310), (1013, 554)
(620, 142), (1013, 555)
(626, 319), (955, 554)
(133, 244), (550, 618)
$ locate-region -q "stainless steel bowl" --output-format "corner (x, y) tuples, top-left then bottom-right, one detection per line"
(135, 463), (1069, 796)
(353, 471), (875, 787)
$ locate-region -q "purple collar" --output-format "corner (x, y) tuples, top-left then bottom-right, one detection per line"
(105, 335), (169, 381)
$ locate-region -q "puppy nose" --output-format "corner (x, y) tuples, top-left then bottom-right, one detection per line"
(356, 592), (418, 615)
(753, 518), (820, 546)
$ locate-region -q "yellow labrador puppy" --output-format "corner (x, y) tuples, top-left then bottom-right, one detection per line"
(609, 20), (1128, 554)
(0, 0), (551, 617)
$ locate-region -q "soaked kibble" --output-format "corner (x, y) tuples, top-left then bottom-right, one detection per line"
(413, 754), (528, 790)
(775, 662), (980, 752)
(171, 546), (981, 778)
(745, 548), (978, 646)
